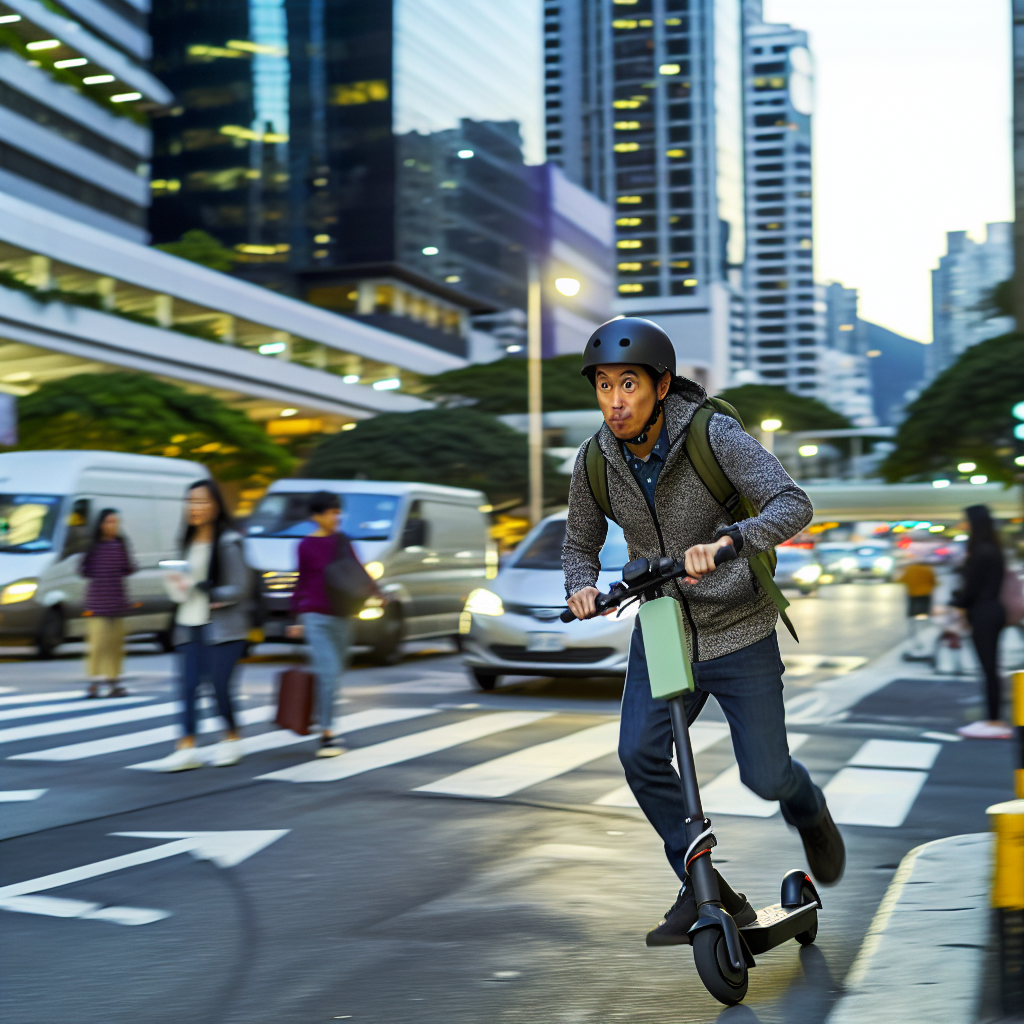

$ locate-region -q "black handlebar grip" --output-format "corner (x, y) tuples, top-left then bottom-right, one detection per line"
(714, 543), (738, 566)
(560, 608), (577, 622)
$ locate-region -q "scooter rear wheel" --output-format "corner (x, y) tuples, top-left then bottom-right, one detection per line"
(794, 880), (819, 946)
(692, 928), (748, 1005)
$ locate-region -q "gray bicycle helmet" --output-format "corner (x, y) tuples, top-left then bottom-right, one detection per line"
(580, 316), (676, 378)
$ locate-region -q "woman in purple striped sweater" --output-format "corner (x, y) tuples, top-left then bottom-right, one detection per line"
(79, 509), (136, 698)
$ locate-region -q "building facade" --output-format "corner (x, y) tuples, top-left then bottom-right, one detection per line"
(739, 11), (824, 396)
(929, 222), (1014, 380)
(149, 0), (609, 360)
(543, 0), (744, 390)
(0, 0), (171, 242)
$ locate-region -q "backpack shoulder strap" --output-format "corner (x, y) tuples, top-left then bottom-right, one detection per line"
(584, 433), (615, 522)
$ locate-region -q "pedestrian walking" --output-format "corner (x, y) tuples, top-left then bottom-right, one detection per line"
(897, 558), (935, 660)
(156, 479), (251, 771)
(286, 491), (374, 757)
(79, 509), (135, 698)
(952, 504), (1010, 739)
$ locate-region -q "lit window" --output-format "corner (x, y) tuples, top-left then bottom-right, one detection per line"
(618, 283), (644, 293)
(617, 195), (643, 204)
(314, 234), (331, 244)
(342, 374), (360, 384)
(865, 349), (881, 357)
(83, 74), (115, 85)
(445, 275), (461, 283)
(422, 246), (439, 255)
(259, 341), (287, 355)
(613, 99), (641, 109)
(111, 92), (142, 103)
(614, 121), (641, 130)
(618, 262), (642, 271)
(329, 80), (388, 105)
(616, 217), (642, 226)
(54, 57), (86, 67)
(666, 149), (686, 158)
(665, 17), (682, 25)
(457, 149), (474, 159)
(659, 63), (681, 75)
(614, 142), (639, 152)
(838, 324), (854, 331)
(682, 278), (697, 286)
(373, 378), (401, 391)
(26, 39), (61, 51)
(616, 240), (643, 249)
(612, 18), (637, 28)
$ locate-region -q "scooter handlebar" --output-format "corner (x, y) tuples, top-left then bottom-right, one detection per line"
(559, 607), (577, 622)
(714, 542), (738, 566)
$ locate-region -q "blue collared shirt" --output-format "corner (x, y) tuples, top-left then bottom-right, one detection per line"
(623, 423), (669, 511)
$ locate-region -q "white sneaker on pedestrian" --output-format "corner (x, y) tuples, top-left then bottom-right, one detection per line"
(155, 746), (204, 772)
(212, 738), (243, 767)
(957, 720), (1014, 740)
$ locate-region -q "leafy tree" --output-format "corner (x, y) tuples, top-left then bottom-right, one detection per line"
(716, 384), (851, 433)
(881, 332), (1024, 484)
(155, 230), (238, 273)
(421, 355), (599, 414)
(304, 407), (568, 506)
(7, 373), (294, 482)
(977, 278), (1014, 320)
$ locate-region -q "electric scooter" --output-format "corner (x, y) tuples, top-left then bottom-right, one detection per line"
(560, 546), (820, 1005)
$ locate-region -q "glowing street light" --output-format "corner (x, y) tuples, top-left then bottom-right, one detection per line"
(957, 461), (976, 473)
(554, 277), (580, 297)
(798, 444), (818, 457)
(759, 418), (781, 456)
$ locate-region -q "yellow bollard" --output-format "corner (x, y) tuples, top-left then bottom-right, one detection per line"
(988, 799), (1024, 1013)
(1014, 671), (1024, 799)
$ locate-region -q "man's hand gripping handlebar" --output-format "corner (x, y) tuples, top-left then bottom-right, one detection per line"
(561, 538), (737, 622)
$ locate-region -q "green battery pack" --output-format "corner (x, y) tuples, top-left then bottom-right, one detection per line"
(638, 596), (695, 700)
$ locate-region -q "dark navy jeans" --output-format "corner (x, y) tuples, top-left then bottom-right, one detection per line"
(619, 623), (824, 882)
(177, 627), (245, 737)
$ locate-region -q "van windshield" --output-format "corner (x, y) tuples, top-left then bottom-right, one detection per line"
(514, 520), (630, 572)
(0, 494), (62, 553)
(246, 492), (400, 541)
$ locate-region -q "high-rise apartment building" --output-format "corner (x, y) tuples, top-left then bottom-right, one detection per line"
(739, 9), (824, 396)
(930, 222), (1014, 380)
(544, 0), (745, 389)
(149, 0), (615, 360)
(821, 281), (874, 425)
(0, 0), (171, 242)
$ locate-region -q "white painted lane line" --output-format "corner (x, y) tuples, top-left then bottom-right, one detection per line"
(258, 711), (554, 783)
(0, 696), (150, 722)
(824, 767), (928, 828)
(0, 895), (170, 926)
(0, 789), (47, 801)
(126, 707), (438, 769)
(848, 739), (942, 770)
(9, 704), (276, 761)
(416, 720), (620, 798)
(701, 734), (810, 818)
(593, 722), (732, 808)
(0, 701), (184, 746)
(0, 691), (88, 706)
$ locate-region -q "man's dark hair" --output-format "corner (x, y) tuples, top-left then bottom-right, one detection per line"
(309, 490), (342, 516)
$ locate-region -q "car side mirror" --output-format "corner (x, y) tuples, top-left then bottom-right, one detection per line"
(402, 518), (427, 549)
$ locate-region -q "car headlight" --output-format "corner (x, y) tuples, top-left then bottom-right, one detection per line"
(793, 565), (822, 584)
(358, 595), (385, 620)
(839, 558), (857, 571)
(0, 579), (39, 605)
(873, 556), (893, 570)
(364, 561), (385, 580)
(463, 588), (504, 616)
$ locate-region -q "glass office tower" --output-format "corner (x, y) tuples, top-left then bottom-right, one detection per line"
(149, 0), (544, 355)
(543, 0), (744, 389)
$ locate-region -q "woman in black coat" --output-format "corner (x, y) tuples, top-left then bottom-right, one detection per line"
(952, 504), (1009, 738)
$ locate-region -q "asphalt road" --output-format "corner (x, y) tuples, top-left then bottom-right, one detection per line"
(0, 581), (1018, 1024)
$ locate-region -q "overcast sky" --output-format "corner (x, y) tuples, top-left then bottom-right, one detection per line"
(763, 0), (1013, 342)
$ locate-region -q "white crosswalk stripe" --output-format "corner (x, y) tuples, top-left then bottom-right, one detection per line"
(0, 691), (90, 706)
(0, 700), (185, 746)
(259, 711), (553, 783)
(700, 734), (810, 818)
(417, 720), (620, 798)
(0, 696), (150, 723)
(824, 768), (928, 828)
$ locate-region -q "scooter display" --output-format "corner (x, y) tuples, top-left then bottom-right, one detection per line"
(560, 545), (820, 1005)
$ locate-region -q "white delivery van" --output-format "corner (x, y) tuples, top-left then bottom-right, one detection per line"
(244, 479), (494, 662)
(0, 451), (208, 656)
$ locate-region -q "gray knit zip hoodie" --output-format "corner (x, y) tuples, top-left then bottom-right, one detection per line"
(562, 382), (813, 662)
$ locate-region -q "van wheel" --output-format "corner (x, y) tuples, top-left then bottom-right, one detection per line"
(36, 608), (65, 660)
(471, 669), (498, 691)
(157, 630), (175, 653)
(368, 607), (403, 666)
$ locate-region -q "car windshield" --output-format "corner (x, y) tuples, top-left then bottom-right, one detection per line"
(776, 547), (813, 564)
(0, 494), (63, 553)
(513, 520), (629, 572)
(246, 492), (400, 541)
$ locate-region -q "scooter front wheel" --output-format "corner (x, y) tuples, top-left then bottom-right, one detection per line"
(692, 928), (748, 1005)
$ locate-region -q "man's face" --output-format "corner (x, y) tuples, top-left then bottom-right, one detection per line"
(594, 364), (667, 440)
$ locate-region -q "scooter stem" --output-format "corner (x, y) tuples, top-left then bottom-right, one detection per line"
(668, 695), (722, 908)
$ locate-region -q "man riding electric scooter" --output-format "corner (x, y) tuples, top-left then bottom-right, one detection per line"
(563, 316), (845, 947)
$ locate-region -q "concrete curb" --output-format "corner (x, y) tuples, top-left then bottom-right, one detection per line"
(826, 833), (992, 1024)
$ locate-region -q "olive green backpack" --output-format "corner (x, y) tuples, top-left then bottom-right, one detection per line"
(584, 396), (798, 641)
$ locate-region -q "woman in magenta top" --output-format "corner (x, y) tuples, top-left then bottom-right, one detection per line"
(79, 509), (136, 697)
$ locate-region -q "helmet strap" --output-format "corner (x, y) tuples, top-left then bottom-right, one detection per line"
(625, 397), (664, 446)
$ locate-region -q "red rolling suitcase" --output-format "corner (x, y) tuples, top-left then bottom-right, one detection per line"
(275, 669), (316, 735)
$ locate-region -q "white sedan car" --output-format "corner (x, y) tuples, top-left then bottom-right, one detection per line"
(459, 513), (636, 690)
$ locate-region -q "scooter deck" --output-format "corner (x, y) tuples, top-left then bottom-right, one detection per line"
(737, 901), (817, 955)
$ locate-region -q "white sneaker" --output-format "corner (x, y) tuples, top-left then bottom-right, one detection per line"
(957, 720), (1014, 740)
(212, 738), (243, 767)
(156, 746), (203, 772)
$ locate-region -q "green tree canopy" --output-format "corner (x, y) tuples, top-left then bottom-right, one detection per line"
(8, 372), (294, 482)
(716, 384), (852, 433)
(880, 332), (1024, 484)
(304, 407), (568, 506)
(420, 355), (599, 414)
(155, 230), (238, 273)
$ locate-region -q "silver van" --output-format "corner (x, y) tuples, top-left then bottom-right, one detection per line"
(0, 450), (208, 656)
(243, 480), (495, 661)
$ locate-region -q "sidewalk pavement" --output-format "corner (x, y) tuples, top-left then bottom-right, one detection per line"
(826, 833), (992, 1024)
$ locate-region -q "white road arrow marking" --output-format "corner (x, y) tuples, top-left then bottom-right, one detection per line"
(0, 830), (290, 902)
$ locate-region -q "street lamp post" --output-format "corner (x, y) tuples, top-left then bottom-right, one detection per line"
(760, 418), (782, 457)
(527, 261), (543, 526)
